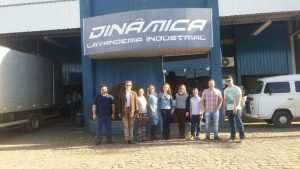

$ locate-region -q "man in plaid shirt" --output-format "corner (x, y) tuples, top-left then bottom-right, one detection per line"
(201, 79), (223, 140)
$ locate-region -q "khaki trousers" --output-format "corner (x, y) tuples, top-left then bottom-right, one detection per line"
(122, 107), (134, 141)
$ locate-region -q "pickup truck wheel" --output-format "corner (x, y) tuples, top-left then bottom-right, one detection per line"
(25, 113), (40, 132)
(264, 119), (273, 124)
(272, 110), (292, 128)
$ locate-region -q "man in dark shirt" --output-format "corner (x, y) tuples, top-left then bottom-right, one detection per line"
(92, 84), (115, 145)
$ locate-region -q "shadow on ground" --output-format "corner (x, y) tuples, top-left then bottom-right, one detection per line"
(0, 118), (300, 152)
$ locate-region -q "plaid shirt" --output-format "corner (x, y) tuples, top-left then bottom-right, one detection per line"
(201, 88), (223, 112)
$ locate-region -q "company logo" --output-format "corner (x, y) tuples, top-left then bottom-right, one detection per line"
(88, 19), (207, 39)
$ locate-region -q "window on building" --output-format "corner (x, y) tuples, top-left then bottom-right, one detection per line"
(295, 81), (300, 92)
(264, 82), (290, 94)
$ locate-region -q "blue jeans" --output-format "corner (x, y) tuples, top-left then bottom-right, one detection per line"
(161, 109), (171, 139)
(96, 116), (112, 141)
(191, 115), (201, 137)
(205, 111), (219, 138)
(227, 109), (245, 139)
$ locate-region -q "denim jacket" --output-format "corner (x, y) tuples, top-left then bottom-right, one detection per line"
(158, 93), (173, 110)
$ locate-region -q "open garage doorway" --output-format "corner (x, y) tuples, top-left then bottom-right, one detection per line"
(0, 29), (83, 123)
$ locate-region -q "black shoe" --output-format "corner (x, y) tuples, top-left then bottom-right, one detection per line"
(179, 135), (185, 139)
(214, 137), (220, 140)
(128, 140), (133, 144)
(228, 137), (236, 142)
(205, 137), (210, 141)
(95, 140), (102, 145)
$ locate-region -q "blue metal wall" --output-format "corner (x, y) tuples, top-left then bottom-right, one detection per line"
(62, 64), (82, 85)
(236, 22), (291, 77)
(41, 38), (82, 85)
(93, 57), (163, 94)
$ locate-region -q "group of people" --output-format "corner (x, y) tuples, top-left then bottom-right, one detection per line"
(92, 75), (245, 145)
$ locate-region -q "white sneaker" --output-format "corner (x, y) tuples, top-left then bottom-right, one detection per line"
(189, 136), (195, 140)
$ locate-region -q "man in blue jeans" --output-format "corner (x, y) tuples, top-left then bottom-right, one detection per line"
(92, 84), (115, 145)
(201, 79), (223, 140)
(223, 75), (245, 142)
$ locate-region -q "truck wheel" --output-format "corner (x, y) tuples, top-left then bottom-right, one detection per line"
(264, 119), (273, 124)
(272, 110), (292, 128)
(25, 113), (40, 132)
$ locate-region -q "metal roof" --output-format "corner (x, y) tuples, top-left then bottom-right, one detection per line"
(1, 0), (300, 34)
(219, 0), (300, 25)
(0, 0), (59, 6)
(0, 0), (80, 34)
(219, 0), (300, 17)
(220, 11), (300, 25)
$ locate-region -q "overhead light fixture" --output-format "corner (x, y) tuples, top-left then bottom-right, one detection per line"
(252, 20), (272, 36)
(43, 36), (67, 49)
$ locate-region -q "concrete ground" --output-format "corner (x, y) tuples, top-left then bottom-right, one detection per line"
(0, 119), (300, 169)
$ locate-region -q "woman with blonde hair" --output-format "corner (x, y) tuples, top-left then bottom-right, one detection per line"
(158, 83), (174, 140)
(147, 85), (159, 141)
(174, 84), (189, 139)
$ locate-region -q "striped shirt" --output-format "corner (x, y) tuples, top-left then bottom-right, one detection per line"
(202, 88), (223, 112)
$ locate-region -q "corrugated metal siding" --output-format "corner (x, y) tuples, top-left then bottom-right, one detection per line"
(236, 22), (290, 75)
(62, 63), (81, 85)
(219, 0), (300, 17)
(0, 0), (80, 34)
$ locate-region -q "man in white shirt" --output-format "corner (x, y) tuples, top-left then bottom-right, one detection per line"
(223, 75), (245, 142)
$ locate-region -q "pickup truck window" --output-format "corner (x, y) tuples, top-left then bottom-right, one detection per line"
(264, 82), (290, 93)
(295, 81), (300, 92)
(250, 81), (264, 94)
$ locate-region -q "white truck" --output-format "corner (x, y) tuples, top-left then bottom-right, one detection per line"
(0, 46), (62, 131)
(244, 74), (300, 127)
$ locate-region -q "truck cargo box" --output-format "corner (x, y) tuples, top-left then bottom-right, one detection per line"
(0, 46), (58, 114)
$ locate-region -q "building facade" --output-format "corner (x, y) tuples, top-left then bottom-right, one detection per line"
(0, 0), (299, 133)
